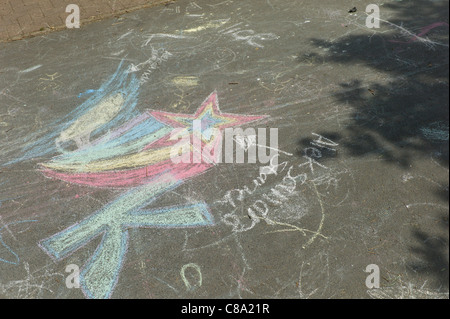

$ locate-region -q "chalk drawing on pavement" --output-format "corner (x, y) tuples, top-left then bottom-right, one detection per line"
(29, 62), (268, 298)
(4, 61), (141, 166)
(217, 133), (344, 249)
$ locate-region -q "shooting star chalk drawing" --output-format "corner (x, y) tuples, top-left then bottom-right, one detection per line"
(29, 62), (268, 298)
(40, 90), (265, 188)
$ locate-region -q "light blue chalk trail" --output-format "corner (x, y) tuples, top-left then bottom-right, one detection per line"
(39, 172), (214, 299)
(78, 89), (102, 99)
(3, 60), (140, 166)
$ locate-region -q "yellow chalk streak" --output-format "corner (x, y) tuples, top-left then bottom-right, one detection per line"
(58, 93), (124, 145)
(172, 76), (199, 87)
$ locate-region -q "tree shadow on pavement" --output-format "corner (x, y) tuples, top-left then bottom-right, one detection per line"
(297, 0), (449, 169)
(298, 0), (449, 292)
(408, 214), (449, 290)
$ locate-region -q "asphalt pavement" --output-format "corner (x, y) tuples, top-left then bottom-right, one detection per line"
(0, 0), (448, 299)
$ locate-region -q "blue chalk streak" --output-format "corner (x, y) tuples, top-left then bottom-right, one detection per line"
(78, 89), (101, 99)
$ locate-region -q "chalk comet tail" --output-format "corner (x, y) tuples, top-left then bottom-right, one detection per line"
(3, 60), (140, 166)
(42, 143), (176, 172)
(56, 93), (125, 149)
(45, 114), (171, 168)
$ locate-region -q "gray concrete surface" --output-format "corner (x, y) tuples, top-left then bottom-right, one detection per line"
(0, 0), (448, 299)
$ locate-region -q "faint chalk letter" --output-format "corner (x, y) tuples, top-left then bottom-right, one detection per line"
(180, 263), (202, 291)
(365, 264), (380, 289)
(66, 4), (80, 29)
(365, 4), (380, 29)
(66, 264), (80, 288)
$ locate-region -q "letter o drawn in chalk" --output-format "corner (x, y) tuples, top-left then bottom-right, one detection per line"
(180, 263), (202, 291)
